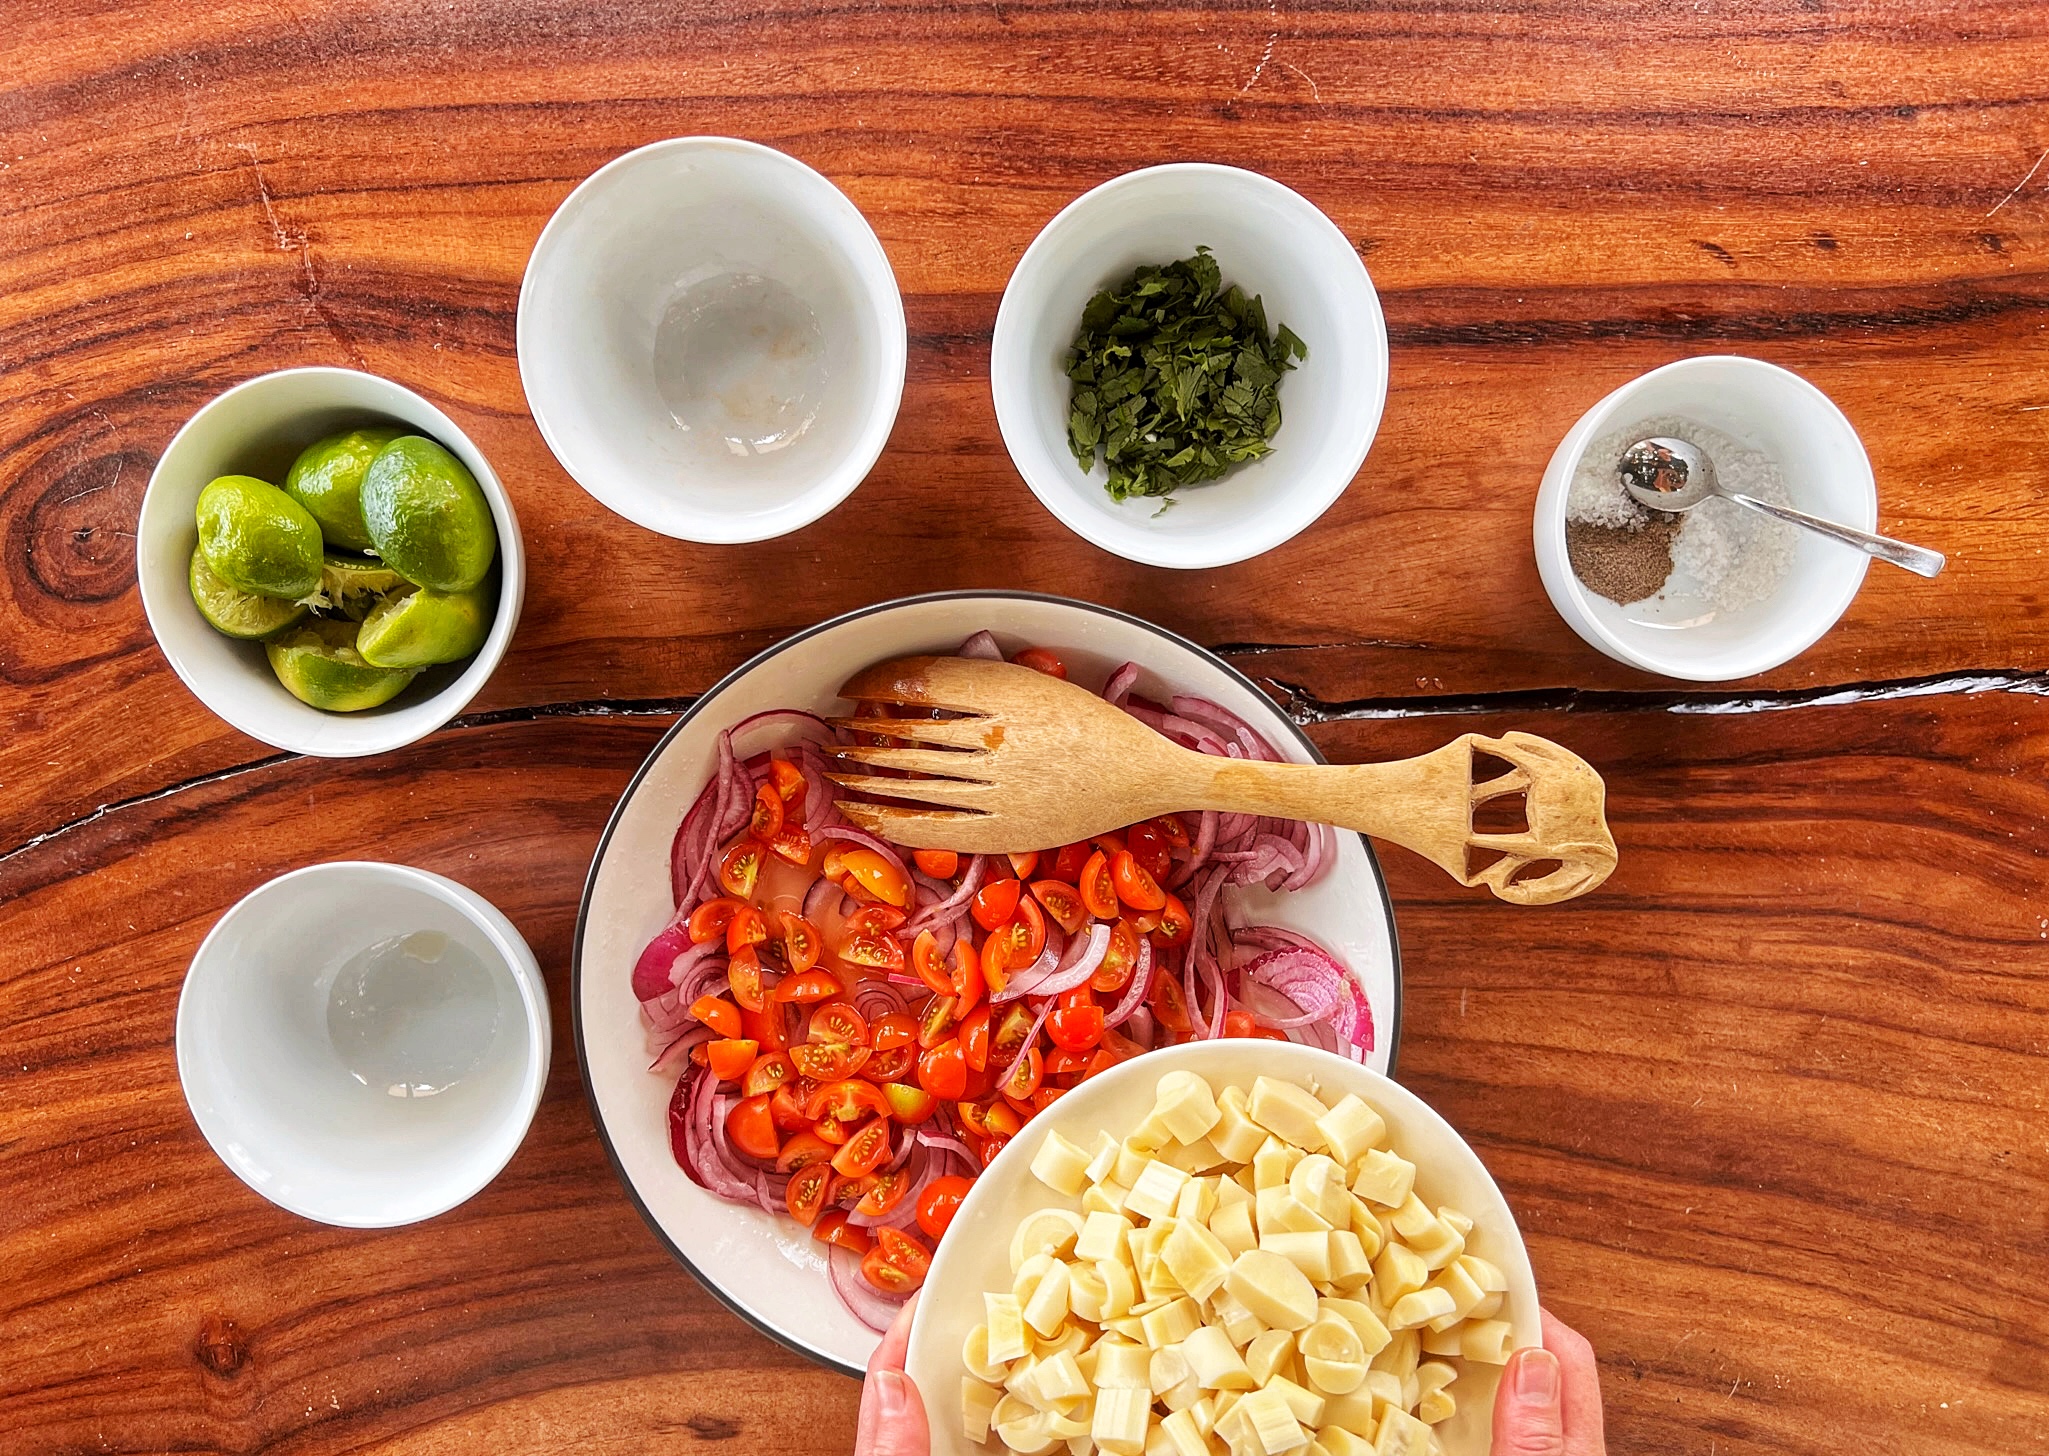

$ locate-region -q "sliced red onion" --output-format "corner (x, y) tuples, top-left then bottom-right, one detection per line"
(727, 707), (834, 748)
(803, 874), (850, 923)
(1124, 1006), (1156, 1045)
(670, 775), (723, 909)
(916, 1129), (976, 1163)
(996, 923), (1107, 1003)
(649, 1023), (711, 1074)
(1169, 695), (1282, 762)
(1103, 661), (1141, 706)
(1103, 939), (1156, 1028)
(853, 979), (912, 1023)
(633, 921), (695, 1002)
(957, 630), (1003, 661)
(997, 999), (1055, 1088)
(828, 1241), (906, 1331)
(1240, 946), (1353, 1033)
(792, 742), (840, 833)
(906, 853), (986, 932)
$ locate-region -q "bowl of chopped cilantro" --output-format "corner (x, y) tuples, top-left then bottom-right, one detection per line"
(992, 164), (1387, 569)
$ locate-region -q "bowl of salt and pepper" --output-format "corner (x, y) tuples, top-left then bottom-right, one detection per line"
(1533, 354), (1942, 682)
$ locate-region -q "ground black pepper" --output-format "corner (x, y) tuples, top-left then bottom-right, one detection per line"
(1566, 516), (1680, 605)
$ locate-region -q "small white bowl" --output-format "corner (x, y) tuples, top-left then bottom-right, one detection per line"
(518, 136), (907, 543)
(1534, 355), (1876, 681)
(991, 164), (1388, 570)
(177, 862), (551, 1228)
(906, 1039), (1539, 1456)
(137, 366), (526, 756)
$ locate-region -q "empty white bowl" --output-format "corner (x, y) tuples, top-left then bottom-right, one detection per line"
(1534, 355), (1876, 681)
(518, 136), (907, 543)
(906, 1039), (1539, 1456)
(137, 367), (526, 756)
(177, 862), (551, 1228)
(991, 164), (1388, 569)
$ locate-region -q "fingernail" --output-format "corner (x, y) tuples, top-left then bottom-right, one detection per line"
(1515, 1349), (1561, 1404)
(875, 1370), (912, 1421)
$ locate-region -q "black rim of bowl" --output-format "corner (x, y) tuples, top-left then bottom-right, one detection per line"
(569, 589), (1404, 1377)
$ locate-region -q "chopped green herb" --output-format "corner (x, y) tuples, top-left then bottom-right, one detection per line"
(1064, 247), (1307, 503)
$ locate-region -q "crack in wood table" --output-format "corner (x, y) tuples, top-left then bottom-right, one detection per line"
(2, 1), (2045, 1452)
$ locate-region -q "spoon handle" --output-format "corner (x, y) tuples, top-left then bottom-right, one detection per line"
(1720, 492), (1946, 578)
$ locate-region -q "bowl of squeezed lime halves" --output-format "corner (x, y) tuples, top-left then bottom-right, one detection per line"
(991, 164), (1388, 570)
(138, 367), (525, 756)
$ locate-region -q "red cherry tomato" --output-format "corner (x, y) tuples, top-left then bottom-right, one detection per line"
(739, 995), (789, 1051)
(1029, 879), (1089, 936)
(689, 994), (742, 1039)
(725, 1094), (780, 1160)
(812, 1208), (871, 1254)
(1150, 971), (1192, 1033)
(785, 1161), (832, 1226)
(838, 849), (911, 908)
(706, 1038), (758, 1081)
(911, 930), (954, 998)
(718, 838), (765, 899)
(780, 914), (823, 975)
(915, 1174), (974, 1239)
(912, 849), (959, 879)
(881, 1082), (937, 1123)
(1090, 919), (1142, 994)
(862, 1045), (915, 1082)
(775, 1129), (836, 1172)
(840, 927), (906, 973)
(1051, 843), (1091, 881)
(687, 897), (747, 945)
(1078, 851), (1118, 920)
(804, 1079), (892, 1123)
(1110, 851), (1167, 912)
(768, 759), (807, 806)
(1152, 894), (1192, 948)
(808, 1001), (870, 1048)
(727, 904), (772, 957)
(1153, 814), (1190, 850)
(1047, 1004), (1105, 1052)
(855, 1170), (914, 1220)
(860, 1227), (931, 1294)
(972, 878), (1022, 932)
(959, 1004), (992, 1073)
(1007, 851), (1041, 880)
(918, 995), (959, 1050)
(917, 1037), (968, 1100)
(999, 1043), (1044, 1101)
(830, 1116), (893, 1177)
(769, 826), (813, 865)
(870, 1012), (918, 1052)
(774, 969), (844, 1004)
(1012, 647), (1068, 679)
(744, 1051), (793, 1098)
(951, 939), (985, 1015)
(1126, 821), (1170, 881)
(844, 906), (909, 935)
(770, 1082), (813, 1132)
(791, 1042), (868, 1081)
(750, 782), (785, 842)
(728, 951), (770, 1012)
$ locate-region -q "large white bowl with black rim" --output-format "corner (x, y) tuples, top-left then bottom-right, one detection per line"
(573, 592), (1402, 1374)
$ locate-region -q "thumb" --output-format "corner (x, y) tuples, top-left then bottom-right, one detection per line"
(1492, 1347), (1565, 1456)
(855, 1368), (930, 1456)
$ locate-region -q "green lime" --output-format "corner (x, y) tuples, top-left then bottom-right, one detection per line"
(188, 545), (308, 640)
(266, 618), (419, 712)
(196, 474), (324, 599)
(317, 550), (409, 621)
(282, 426), (405, 552)
(360, 436), (497, 592)
(356, 583), (493, 669)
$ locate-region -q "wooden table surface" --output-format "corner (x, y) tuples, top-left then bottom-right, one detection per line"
(4, 1), (2047, 1451)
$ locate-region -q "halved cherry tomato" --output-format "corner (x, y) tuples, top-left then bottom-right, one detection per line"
(707, 1037), (758, 1081)
(981, 932), (1013, 997)
(862, 1045), (914, 1082)
(915, 1174), (973, 1240)
(838, 848), (911, 908)
(831, 1116), (893, 1177)
(1029, 879), (1089, 936)
(870, 1012), (918, 1052)
(1151, 971), (1192, 1032)
(912, 849), (959, 879)
(882, 1082), (936, 1123)
(1016, 899), (1047, 962)
(805, 1079), (892, 1123)
(961, 1060), (994, 1103)
(813, 1115), (850, 1145)
(840, 927), (906, 973)
(768, 758), (807, 806)
(1055, 983), (1095, 1012)
(911, 930), (954, 998)
(1153, 814), (1190, 850)
(728, 951), (770, 1012)
(982, 1099), (1024, 1139)
(1012, 647), (1068, 679)
(820, 844), (850, 883)
(989, 1003), (1037, 1071)
(1110, 850), (1167, 912)
(844, 906), (908, 936)
(1090, 831), (1129, 859)
(1152, 893), (1192, 948)
(744, 1051), (794, 1098)
(1090, 918), (1141, 994)
(1047, 1004), (1105, 1052)
(812, 1208), (871, 1254)
(718, 838), (765, 899)
(687, 897), (747, 945)
(951, 940), (985, 1015)
(860, 1227), (931, 1294)
(1052, 843), (1091, 881)
(917, 1037), (968, 1100)
(918, 995), (959, 1050)
(689, 994), (742, 1039)
(856, 1168), (913, 1219)
(774, 969), (844, 1004)
(725, 1093), (780, 1160)
(771, 1079), (814, 1131)
(955, 1100), (993, 1137)
(750, 782), (785, 842)
(780, 913), (822, 974)
(785, 1161), (832, 1226)
(1221, 1010), (1285, 1040)
(808, 1001), (870, 1047)
(1044, 1048), (1090, 1077)
(959, 1004), (992, 1073)
(1079, 850), (1118, 919)
(775, 1129), (835, 1172)
(1127, 907), (1163, 936)
(981, 1134), (1011, 1164)
(727, 905), (772, 957)
(791, 1041), (867, 1081)
(1126, 821), (1170, 881)
(1033, 1087), (1066, 1112)
(739, 996), (789, 1052)
(769, 826), (813, 865)
(999, 1043), (1044, 1101)
(972, 878), (1022, 932)
(1007, 851), (1041, 879)
(830, 1170), (873, 1203)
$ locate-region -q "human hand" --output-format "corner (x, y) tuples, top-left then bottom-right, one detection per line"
(1492, 1308), (1606, 1455)
(856, 1296), (930, 1456)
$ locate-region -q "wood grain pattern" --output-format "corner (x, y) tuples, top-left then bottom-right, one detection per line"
(2, 0), (2047, 1451)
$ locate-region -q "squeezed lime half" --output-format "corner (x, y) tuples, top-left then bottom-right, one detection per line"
(361, 436), (497, 592)
(283, 426), (404, 552)
(188, 545), (308, 640)
(356, 583), (492, 669)
(196, 474), (323, 600)
(266, 617), (419, 711)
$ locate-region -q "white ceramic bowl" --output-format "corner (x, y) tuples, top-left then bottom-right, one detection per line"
(137, 367), (526, 756)
(177, 862), (551, 1228)
(991, 165), (1388, 570)
(1534, 355), (1877, 681)
(518, 136), (907, 543)
(906, 1039), (1540, 1456)
(575, 592), (1402, 1373)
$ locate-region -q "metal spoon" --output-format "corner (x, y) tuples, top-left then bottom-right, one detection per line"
(1618, 437), (1945, 578)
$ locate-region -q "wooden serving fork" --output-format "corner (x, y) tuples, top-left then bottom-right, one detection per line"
(823, 656), (1618, 906)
